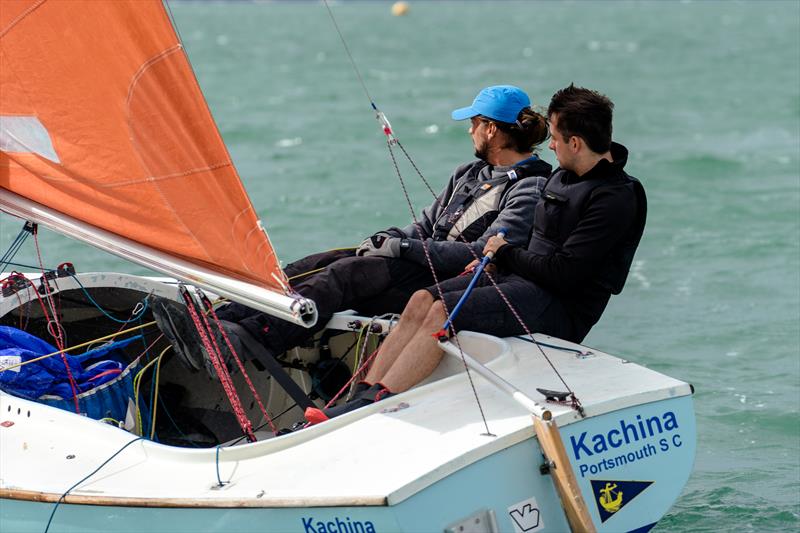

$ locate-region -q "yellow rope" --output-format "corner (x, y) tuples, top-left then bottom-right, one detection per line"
(286, 247), (358, 282)
(133, 345), (170, 436)
(353, 323), (368, 374)
(150, 347), (167, 440)
(0, 321), (157, 374)
(287, 267), (325, 282)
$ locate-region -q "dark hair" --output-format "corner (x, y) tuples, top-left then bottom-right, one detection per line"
(547, 84), (614, 153)
(487, 107), (549, 153)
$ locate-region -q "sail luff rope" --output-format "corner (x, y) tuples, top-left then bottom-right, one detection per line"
(163, 0), (187, 52)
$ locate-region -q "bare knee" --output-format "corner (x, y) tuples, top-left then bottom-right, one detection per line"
(400, 290), (435, 323)
(423, 300), (448, 327)
(409, 290), (434, 307)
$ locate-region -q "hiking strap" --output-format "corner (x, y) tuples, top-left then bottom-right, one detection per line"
(221, 322), (316, 411)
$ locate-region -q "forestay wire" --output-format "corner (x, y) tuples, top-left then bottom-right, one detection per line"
(319, 1), (584, 416)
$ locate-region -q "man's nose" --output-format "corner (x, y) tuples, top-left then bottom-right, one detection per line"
(548, 139), (556, 151)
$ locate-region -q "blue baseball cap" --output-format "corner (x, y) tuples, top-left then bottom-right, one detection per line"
(451, 85), (531, 123)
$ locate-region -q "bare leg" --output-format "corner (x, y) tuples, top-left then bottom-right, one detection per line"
(379, 300), (447, 393)
(366, 290), (434, 384)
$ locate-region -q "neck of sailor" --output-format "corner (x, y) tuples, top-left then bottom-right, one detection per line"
(482, 124), (532, 167)
(570, 138), (613, 177)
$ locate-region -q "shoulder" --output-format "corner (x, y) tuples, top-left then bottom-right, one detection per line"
(519, 158), (553, 178)
(507, 174), (548, 195)
(588, 180), (639, 219)
(452, 159), (486, 177)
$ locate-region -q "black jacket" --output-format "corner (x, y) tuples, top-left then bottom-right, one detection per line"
(495, 143), (646, 339)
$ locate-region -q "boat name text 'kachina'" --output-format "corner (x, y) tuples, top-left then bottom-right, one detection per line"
(570, 411), (679, 460)
(302, 516), (376, 533)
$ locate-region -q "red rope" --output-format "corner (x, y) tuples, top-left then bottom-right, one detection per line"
(323, 348), (380, 409)
(30, 235), (81, 414)
(199, 296), (277, 435)
(181, 291), (256, 442)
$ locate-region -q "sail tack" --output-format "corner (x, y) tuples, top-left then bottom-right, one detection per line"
(0, 0), (315, 326)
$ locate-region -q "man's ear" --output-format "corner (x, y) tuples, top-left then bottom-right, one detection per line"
(569, 135), (582, 152)
(485, 121), (498, 140)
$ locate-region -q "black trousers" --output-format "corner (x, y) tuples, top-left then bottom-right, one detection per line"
(215, 249), (437, 355)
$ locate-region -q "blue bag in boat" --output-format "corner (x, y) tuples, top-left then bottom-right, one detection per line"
(0, 326), (146, 422)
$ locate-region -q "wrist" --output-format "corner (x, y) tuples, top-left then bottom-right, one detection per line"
(398, 238), (411, 256)
(494, 243), (511, 260)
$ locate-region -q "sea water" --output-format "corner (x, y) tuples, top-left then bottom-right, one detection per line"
(1, 1), (798, 531)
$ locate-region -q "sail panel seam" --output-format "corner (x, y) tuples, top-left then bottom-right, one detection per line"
(0, 0), (47, 40)
(230, 207), (261, 278)
(124, 44), (212, 262)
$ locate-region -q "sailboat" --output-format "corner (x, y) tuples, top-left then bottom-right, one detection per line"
(0, 2), (695, 532)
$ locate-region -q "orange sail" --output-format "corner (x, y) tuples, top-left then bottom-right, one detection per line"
(0, 0), (315, 325)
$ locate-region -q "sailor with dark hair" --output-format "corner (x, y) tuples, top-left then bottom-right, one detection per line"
(154, 85), (552, 380)
(310, 84), (647, 421)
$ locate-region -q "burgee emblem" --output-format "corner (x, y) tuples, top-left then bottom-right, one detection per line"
(590, 479), (653, 523)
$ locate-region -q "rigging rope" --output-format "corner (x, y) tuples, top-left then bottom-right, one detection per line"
(133, 348), (166, 437)
(0, 321), (157, 374)
(44, 437), (146, 533)
(384, 142), (494, 434)
(318, 1), (583, 417)
(29, 229), (80, 413)
(0, 222), (34, 274)
(199, 290), (278, 435)
(179, 285), (256, 443)
(65, 272), (149, 324)
(319, 0), (495, 431)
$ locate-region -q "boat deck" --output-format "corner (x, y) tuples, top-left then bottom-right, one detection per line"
(0, 326), (691, 507)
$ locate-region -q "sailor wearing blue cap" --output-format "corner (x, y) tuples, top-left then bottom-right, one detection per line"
(449, 85), (539, 165)
(154, 86), (552, 414)
(451, 85), (531, 123)
(310, 85), (649, 422)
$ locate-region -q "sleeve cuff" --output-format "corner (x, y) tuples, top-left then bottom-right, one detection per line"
(493, 243), (514, 265)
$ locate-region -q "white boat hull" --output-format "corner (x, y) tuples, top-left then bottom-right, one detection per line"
(0, 273), (695, 532)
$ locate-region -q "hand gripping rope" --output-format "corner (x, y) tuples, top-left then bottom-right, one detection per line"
(435, 229), (506, 339)
(318, 0), (585, 423)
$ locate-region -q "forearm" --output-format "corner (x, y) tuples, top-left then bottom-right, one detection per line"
(402, 238), (481, 274)
(494, 245), (592, 291)
(494, 188), (638, 291)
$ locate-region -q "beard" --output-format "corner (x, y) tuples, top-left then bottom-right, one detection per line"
(474, 140), (489, 162)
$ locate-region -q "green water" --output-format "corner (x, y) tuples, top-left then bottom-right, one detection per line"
(1, 1), (798, 530)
